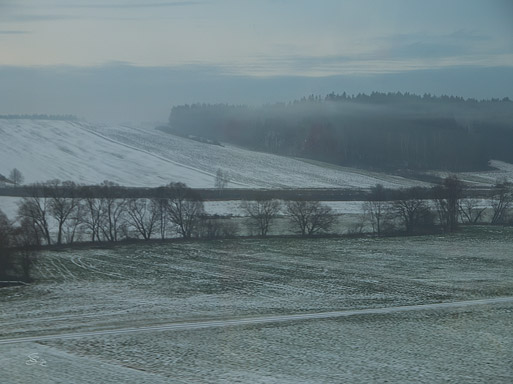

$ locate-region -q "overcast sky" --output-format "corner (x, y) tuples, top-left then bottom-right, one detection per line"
(1, 0), (512, 122)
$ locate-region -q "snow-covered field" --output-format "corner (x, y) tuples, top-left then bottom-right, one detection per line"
(2, 119), (511, 194)
(1, 228), (512, 383)
(428, 160), (513, 186)
(0, 120), (213, 188)
(0, 119), (424, 189)
(460, 160), (513, 185)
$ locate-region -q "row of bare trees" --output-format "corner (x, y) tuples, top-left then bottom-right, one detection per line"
(15, 181), (207, 245)
(364, 177), (513, 236)
(12, 180), (338, 246)
(241, 199), (335, 237)
(7, 177), (513, 248)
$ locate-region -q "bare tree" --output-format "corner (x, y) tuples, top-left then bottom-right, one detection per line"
(459, 198), (486, 224)
(166, 183), (205, 238)
(82, 193), (104, 242)
(99, 197), (127, 242)
(97, 182), (127, 242)
(490, 179), (512, 225)
(9, 168), (24, 187)
(17, 184), (52, 245)
(394, 187), (433, 235)
(126, 198), (160, 240)
(241, 199), (281, 236)
(432, 176), (463, 232)
(64, 200), (84, 244)
(214, 169), (230, 189)
(15, 217), (43, 247)
(46, 180), (81, 245)
(153, 198), (170, 240)
(286, 200), (335, 236)
(364, 184), (391, 236)
(0, 209), (11, 248)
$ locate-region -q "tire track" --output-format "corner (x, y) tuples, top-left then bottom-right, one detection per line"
(1, 296), (511, 345)
(69, 255), (125, 279)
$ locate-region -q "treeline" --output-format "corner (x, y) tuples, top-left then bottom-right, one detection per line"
(0, 185), (392, 201)
(0, 114), (78, 121)
(1, 180), (341, 247)
(164, 92), (513, 171)
(363, 177), (513, 236)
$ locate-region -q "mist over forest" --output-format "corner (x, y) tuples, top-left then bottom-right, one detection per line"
(164, 92), (513, 172)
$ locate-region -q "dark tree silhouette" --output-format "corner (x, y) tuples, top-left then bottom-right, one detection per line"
(432, 176), (464, 232)
(9, 168), (24, 187)
(490, 179), (512, 225)
(241, 199), (281, 236)
(126, 198), (160, 240)
(0, 209), (14, 280)
(166, 183), (205, 239)
(98, 181), (127, 242)
(393, 187), (433, 235)
(214, 169), (230, 189)
(46, 180), (81, 245)
(364, 184), (391, 236)
(459, 198), (486, 224)
(286, 200), (335, 236)
(17, 184), (52, 245)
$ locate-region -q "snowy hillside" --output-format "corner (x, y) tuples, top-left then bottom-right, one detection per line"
(0, 120), (213, 188)
(0, 119), (423, 189)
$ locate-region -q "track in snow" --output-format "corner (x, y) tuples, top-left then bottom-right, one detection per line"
(1, 296), (511, 345)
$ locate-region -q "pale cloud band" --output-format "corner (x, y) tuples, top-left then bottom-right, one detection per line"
(0, 0), (511, 76)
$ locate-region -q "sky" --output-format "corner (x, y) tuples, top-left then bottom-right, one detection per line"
(1, 0), (512, 122)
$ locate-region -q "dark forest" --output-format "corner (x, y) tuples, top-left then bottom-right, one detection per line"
(164, 92), (513, 171)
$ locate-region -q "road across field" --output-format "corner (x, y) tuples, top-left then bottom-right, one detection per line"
(2, 296), (512, 346)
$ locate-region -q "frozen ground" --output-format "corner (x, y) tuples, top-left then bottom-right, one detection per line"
(1, 227), (512, 383)
(0, 119), (424, 189)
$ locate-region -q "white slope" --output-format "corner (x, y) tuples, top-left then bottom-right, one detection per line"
(0, 119), (422, 189)
(83, 122), (423, 188)
(424, 160), (513, 186)
(0, 120), (214, 188)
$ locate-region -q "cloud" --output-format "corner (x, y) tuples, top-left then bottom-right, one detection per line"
(0, 13), (82, 22)
(363, 29), (504, 65)
(216, 48), (513, 78)
(63, 1), (205, 9)
(381, 30), (491, 44)
(0, 2), (204, 23)
(0, 30), (31, 34)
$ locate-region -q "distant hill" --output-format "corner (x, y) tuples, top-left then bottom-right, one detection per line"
(165, 93), (513, 171)
(0, 114), (78, 121)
